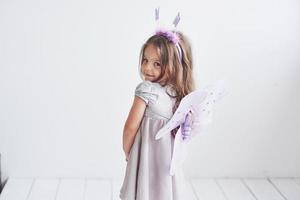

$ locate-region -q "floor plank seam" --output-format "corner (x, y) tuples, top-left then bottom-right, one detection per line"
(25, 178), (35, 200)
(293, 177), (300, 186)
(267, 178), (288, 200)
(110, 178), (113, 200)
(83, 178), (87, 200)
(54, 178), (61, 200)
(241, 178), (259, 200)
(214, 178), (230, 200)
(187, 179), (199, 200)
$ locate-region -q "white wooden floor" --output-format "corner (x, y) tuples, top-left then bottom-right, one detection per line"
(0, 177), (300, 200)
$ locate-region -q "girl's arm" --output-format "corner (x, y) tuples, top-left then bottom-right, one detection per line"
(123, 96), (147, 160)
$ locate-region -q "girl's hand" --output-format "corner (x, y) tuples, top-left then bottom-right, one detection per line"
(125, 151), (129, 162)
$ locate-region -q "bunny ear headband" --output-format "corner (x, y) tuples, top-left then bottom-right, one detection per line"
(154, 7), (183, 62)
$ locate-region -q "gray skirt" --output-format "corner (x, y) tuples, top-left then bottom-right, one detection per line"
(119, 113), (191, 200)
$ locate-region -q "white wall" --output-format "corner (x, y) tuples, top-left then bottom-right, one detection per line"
(0, 0), (299, 180)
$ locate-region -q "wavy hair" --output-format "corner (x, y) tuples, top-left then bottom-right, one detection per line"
(138, 30), (195, 113)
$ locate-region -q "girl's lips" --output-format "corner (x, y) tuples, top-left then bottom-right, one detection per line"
(146, 74), (154, 77)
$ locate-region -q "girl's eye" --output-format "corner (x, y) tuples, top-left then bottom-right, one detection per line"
(142, 58), (147, 63)
(154, 62), (161, 67)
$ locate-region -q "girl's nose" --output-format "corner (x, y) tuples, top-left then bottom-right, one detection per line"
(145, 62), (152, 70)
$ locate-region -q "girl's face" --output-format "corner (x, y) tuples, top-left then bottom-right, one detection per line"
(141, 44), (162, 82)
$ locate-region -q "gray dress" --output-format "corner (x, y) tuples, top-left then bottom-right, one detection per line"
(120, 80), (192, 200)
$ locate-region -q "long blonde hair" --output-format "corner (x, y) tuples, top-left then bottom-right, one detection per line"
(138, 30), (195, 113)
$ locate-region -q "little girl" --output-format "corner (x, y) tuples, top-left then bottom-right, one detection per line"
(119, 28), (195, 200)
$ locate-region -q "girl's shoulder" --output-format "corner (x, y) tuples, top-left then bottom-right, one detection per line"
(134, 80), (162, 105)
(135, 80), (163, 93)
(135, 80), (153, 89)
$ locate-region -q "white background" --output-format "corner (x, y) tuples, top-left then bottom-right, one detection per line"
(0, 0), (299, 180)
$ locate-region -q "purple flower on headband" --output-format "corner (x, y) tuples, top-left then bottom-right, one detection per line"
(155, 28), (180, 44)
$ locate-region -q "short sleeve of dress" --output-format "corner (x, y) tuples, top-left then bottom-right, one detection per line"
(134, 81), (158, 105)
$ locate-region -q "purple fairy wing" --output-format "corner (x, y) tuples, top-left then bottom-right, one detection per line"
(155, 80), (228, 175)
(155, 89), (207, 140)
(169, 120), (193, 176)
(189, 80), (228, 137)
(169, 125), (185, 175)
